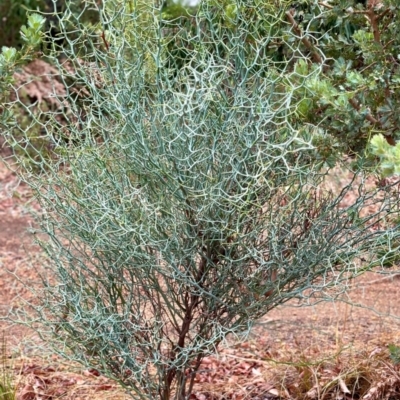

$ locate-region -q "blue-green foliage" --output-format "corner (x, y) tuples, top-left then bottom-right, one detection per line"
(3, 1), (400, 399)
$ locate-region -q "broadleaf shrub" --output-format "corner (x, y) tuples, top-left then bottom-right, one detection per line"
(3, 1), (400, 399)
(0, 0), (46, 48)
(280, 0), (400, 157)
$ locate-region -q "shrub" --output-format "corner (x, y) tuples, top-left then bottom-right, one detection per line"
(3, 1), (400, 399)
(0, 0), (45, 49)
(283, 0), (400, 166)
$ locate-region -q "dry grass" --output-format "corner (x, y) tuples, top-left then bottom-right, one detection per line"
(186, 326), (400, 399)
(0, 335), (16, 400)
(1, 326), (400, 399)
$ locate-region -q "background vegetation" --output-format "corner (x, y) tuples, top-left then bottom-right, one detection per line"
(0, 0), (45, 48)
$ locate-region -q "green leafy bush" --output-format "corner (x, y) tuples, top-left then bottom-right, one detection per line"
(0, 12), (45, 121)
(370, 133), (400, 176)
(283, 0), (400, 161)
(0, 0), (45, 48)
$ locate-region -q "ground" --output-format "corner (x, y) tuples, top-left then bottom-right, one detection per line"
(1, 156), (400, 399)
